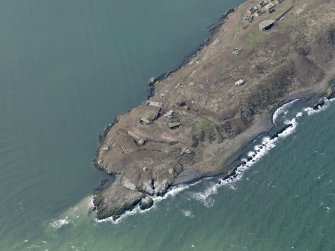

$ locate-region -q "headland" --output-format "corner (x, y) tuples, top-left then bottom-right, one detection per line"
(93, 0), (335, 220)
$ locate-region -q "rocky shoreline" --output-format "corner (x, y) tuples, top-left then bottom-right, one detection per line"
(147, 8), (236, 94)
(92, 0), (335, 220)
(92, 8), (235, 169)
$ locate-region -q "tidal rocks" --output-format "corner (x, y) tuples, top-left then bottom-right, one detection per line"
(313, 98), (325, 110)
(93, 179), (145, 220)
(139, 196), (154, 210)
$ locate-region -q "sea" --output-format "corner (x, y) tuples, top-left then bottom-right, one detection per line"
(0, 0), (334, 250)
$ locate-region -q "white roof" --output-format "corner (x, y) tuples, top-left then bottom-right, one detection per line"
(235, 79), (245, 86)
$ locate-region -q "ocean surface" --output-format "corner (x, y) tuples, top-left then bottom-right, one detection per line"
(0, 0), (334, 250)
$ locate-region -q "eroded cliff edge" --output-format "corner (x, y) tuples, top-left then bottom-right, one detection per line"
(93, 0), (335, 220)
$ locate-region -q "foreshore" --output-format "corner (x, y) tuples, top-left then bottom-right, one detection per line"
(92, 0), (335, 220)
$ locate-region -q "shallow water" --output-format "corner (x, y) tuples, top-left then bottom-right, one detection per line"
(1, 0), (335, 250)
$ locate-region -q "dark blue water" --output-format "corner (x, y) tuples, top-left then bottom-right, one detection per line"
(1, 0), (335, 250)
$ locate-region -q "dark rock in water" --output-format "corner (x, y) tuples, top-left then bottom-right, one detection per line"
(139, 196), (154, 210)
(270, 133), (277, 140)
(313, 98), (325, 110)
(93, 179), (145, 220)
(271, 123), (292, 140)
(148, 77), (155, 86)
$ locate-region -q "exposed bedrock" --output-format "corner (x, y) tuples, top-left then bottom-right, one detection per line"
(93, 178), (145, 220)
(139, 196), (154, 210)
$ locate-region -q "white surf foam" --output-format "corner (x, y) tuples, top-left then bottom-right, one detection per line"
(50, 218), (69, 229)
(296, 112), (303, 118)
(192, 183), (217, 208)
(96, 184), (194, 224)
(190, 118), (299, 207)
(97, 117), (300, 221)
(304, 98), (335, 116)
(96, 97), (335, 222)
(48, 196), (94, 231)
(272, 99), (299, 125)
(181, 209), (195, 218)
(189, 96), (335, 205)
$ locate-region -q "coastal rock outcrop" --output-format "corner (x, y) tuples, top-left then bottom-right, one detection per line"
(139, 197), (154, 210)
(93, 178), (145, 220)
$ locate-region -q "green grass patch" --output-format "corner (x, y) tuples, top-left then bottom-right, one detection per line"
(197, 119), (216, 133)
(246, 29), (266, 48)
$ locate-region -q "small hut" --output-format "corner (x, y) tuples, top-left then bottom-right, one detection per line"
(127, 131), (147, 145)
(235, 79), (245, 86)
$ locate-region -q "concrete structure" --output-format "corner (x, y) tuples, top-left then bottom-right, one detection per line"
(247, 6), (258, 15)
(246, 0), (286, 20)
(258, 1), (268, 8)
(140, 117), (151, 125)
(275, 5), (295, 22)
(243, 15), (254, 23)
(235, 79), (245, 86)
(164, 110), (174, 117)
(146, 101), (163, 109)
(127, 131), (147, 145)
(255, 9), (266, 17)
(140, 107), (160, 124)
(102, 147), (109, 152)
(259, 19), (275, 31)
(265, 3), (277, 11)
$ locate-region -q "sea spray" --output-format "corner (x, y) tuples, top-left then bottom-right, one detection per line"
(304, 97), (335, 116)
(272, 99), (299, 125)
(181, 209), (195, 218)
(189, 98), (335, 206)
(50, 218), (70, 230)
(189, 118), (298, 207)
(49, 196), (95, 230)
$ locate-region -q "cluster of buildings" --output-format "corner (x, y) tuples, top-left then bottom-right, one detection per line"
(125, 99), (183, 146)
(244, 0), (285, 23)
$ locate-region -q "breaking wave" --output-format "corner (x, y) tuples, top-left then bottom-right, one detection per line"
(181, 209), (195, 218)
(97, 98), (334, 222)
(304, 97), (335, 116)
(188, 97), (335, 207)
(97, 185), (195, 224)
(190, 117), (299, 207)
(48, 196), (94, 230)
(272, 99), (299, 125)
(50, 218), (70, 229)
